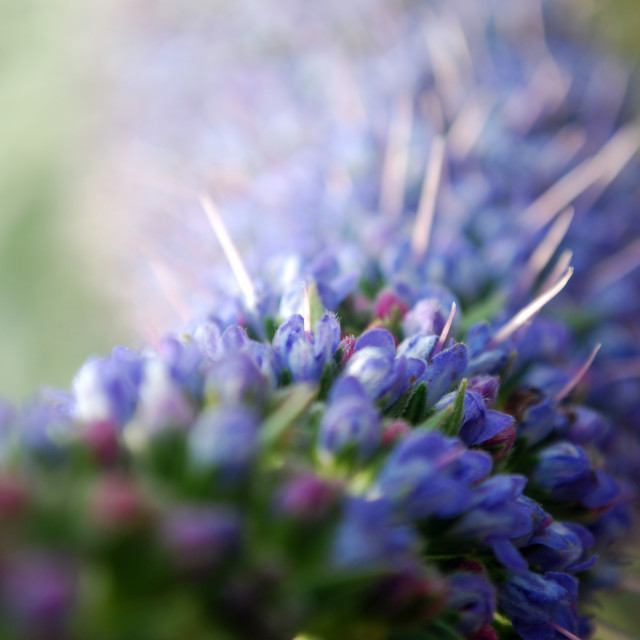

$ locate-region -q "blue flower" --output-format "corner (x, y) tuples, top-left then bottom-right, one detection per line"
(332, 496), (418, 569)
(447, 571), (496, 635)
(273, 313), (340, 382)
(188, 406), (259, 480)
(160, 505), (241, 570)
(499, 571), (579, 640)
(317, 376), (382, 463)
(375, 431), (491, 520)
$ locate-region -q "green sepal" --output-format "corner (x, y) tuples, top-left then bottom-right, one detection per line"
(264, 315), (278, 342)
(404, 381), (428, 424)
(420, 379), (467, 436)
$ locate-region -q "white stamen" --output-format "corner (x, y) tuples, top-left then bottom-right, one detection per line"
(538, 249), (573, 296)
(555, 344), (601, 403)
(522, 122), (640, 230)
(522, 207), (574, 289)
(491, 267), (573, 345)
(411, 136), (446, 257)
(549, 621), (583, 640)
(435, 302), (457, 355)
(200, 193), (256, 309)
(149, 260), (191, 323)
(447, 90), (494, 159)
(301, 282), (312, 336)
(380, 95), (413, 219)
(590, 238), (640, 293)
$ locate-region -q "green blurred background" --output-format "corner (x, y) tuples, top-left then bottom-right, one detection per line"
(0, 0), (638, 638)
(0, 0), (126, 402)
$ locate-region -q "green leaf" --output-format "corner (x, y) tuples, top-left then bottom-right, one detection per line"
(264, 315), (278, 342)
(461, 291), (507, 333)
(308, 281), (326, 330)
(260, 383), (318, 448)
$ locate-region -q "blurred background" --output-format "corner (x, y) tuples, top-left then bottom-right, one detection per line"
(1, 0), (638, 402)
(0, 0), (639, 638)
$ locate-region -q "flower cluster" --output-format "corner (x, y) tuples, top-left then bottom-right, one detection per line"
(2, 0), (640, 639)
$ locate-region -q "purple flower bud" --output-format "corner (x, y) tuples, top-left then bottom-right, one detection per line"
(447, 572), (496, 635)
(376, 431), (491, 520)
(135, 358), (195, 433)
(365, 564), (446, 625)
(343, 346), (396, 400)
(505, 389), (557, 446)
(354, 327), (397, 355)
(338, 334), (357, 365)
(397, 334), (438, 361)
(403, 299), (446, 337)
(561, 406), (607, 444)
(382, 420), (412, 445)
(318, 376), (382, 462)
(0, 475), (28, 517)
(499, 571), (579, 640)
(157, 336), (205, 398)
(273, 313), (340, 382)
(332, 497), (418, 568)
(277, 472), (341, 522)
(221, 325), (251, 352)
(188, 406), (259, 479)
(1, 553), (76, 632)
(161, 505), (241, 570)
(481, 422), (517, 461)
(580, 470), (625, 511)
(72, 347), (141, 428)
(468, 376), (500, 407)
(449, 475), (531, 571)
(466, 323), (510, 376)
(374, 288), (409, 321)
(193, 320), (224, 361)
(435, 389), (515, 448)
(421, 343), (468, 408)
(532, 442), (596, 502)
(206, 352), (268, 408)
(526, 522), (596, 574)
(91, 475), (146, 528)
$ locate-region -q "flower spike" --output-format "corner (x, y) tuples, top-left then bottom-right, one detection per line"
(490, 267), (573, 346)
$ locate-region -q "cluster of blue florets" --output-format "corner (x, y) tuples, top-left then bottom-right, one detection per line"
(1, 1), (639, 639)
